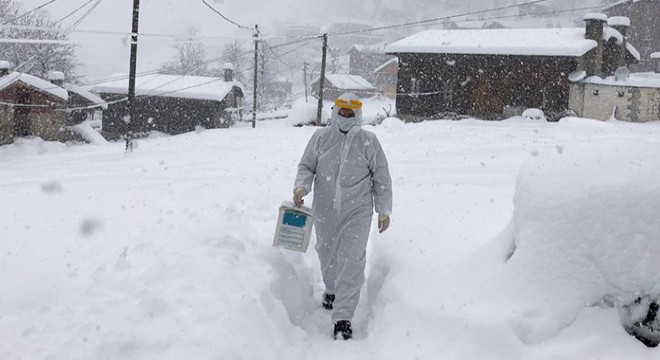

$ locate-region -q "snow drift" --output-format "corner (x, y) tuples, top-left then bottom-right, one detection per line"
(497, 139), (660, 344)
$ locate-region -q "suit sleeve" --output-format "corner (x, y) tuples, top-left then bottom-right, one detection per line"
(370, 136), (392, 215)
(294, 131), (321, 194)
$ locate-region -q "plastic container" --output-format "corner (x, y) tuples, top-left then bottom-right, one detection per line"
(273, 201), (314, 252)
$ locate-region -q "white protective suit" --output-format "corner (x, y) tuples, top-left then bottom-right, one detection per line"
(294, 94), (392, 322)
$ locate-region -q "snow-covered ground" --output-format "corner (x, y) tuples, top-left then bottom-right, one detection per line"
(1, 115), (659, 359)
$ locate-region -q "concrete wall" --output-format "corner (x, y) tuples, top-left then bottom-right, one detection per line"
(0, 106), (14, 145)
(569, 83), (586, 117)
(570, 82), (660, 122)
(637, 87), (660, 122)
(31, 112), (67, 141)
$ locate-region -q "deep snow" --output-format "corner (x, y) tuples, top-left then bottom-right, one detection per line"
(1, 115), (660, 359)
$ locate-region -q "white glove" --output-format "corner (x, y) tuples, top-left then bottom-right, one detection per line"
(293, 187), (307, 207)
(378, 213), (390, 233)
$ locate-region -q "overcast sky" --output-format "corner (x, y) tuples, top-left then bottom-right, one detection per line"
(18, 0), (335, 81)
(16, 0), (610, 82)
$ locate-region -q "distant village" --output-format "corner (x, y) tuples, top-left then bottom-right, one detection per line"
(0, 0), (658, 146)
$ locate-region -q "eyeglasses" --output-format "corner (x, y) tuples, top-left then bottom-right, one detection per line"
(337, 108), (355, 118)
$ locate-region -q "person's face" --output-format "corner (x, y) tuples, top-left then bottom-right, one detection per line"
(338, 107), (355, 118)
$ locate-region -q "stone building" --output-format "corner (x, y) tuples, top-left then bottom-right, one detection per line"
(0, 63), (69, 145)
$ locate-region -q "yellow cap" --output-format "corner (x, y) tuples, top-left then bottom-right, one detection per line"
(335, 98), (363, 110)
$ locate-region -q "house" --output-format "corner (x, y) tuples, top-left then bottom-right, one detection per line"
(0, 62), (69, 145)
(347, 43), (395, 84)
(569, 53), (660, 122)
(385, 14), (640, 121)
(46, 71), (107, 126)
(310, 74), (377, 101)
(92, 66), (244, 139)
(605, 0), (660, 72)
(374, 58), (398, 99)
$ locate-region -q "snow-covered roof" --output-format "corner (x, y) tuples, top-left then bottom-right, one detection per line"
(375, 57), (398, 73)
(626, 42), (641, 61)
(385, 28), (598, 57)
(316, 74), (376, 90)
(91, 74), (244, 102)
(64, 84), (108, 109)
(583, 13), (608, 21)
(0, 71), (68, 101)
(650, 52), (660, 59)
(603, 27), (624, 44)
(578, 72), (660, 88)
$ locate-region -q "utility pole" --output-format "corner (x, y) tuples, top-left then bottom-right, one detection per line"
(303, 62), (308, 103)
(316, 31), (328, 126)
(252, 24), (259, 129)
(126, 0), (140, 152)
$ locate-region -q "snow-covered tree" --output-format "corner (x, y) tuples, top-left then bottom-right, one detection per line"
(160, 28), (210, 76)
(219, 40), (249, 84)
(0, 0), (78, 80)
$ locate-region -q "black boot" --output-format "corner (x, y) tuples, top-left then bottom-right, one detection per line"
(334, 320), (352, 340)
(322, 293), (335, 310)
(632, 301), (660, 347)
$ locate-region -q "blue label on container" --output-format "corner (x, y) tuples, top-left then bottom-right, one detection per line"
(283, 211), (307, 228)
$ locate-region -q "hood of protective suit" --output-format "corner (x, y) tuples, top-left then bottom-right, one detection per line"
(331, 92), (363, 132)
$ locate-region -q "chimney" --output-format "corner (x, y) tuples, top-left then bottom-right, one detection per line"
(223, 63), (234, 82)
(0, 60), (10, 77)
(608, 16), (631, 68)
(48, 71), (65, 86)
(584, 13), (607, 77)
(652, 52), (660, 73)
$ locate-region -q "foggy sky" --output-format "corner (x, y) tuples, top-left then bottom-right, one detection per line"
(16, 0), (611, 82)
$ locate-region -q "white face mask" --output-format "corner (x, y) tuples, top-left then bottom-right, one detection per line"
(337, 115), (356, 132)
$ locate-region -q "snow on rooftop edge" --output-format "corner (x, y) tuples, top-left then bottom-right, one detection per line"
(577, 72), (660, 88)
(583, 13), (608, 21)
(385, 28), (598, 57)
(91, 74), (244, 102)
(314, 74), (376, 90)
(375, 57), (398, 73)
(651, 52), (660, 59)
(0, 72), (68, 101)
(65, 84), (108, 109)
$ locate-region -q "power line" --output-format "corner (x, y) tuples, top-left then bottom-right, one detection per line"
(200, 0), (251, 30)
(53, 0), (97, 25)
(68, 0), (104, 32)
(333, 0), (555, 36)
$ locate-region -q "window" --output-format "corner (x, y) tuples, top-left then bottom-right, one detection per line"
(592, 89), (600, 96)
(617, 90), (625, 98)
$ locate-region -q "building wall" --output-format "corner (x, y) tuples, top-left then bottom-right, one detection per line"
(394, 53), (578, 121)
(0, 83), (68, 144)
(375, 61), (398, 99)
(31, 111), (67, 141)
(571, 82), (660, 122)
(100, 89), (242, 139)
(636, 87), (660, 121)
(568, 83), (586, 117)
(575, 83), (632, 120)
(0, 105), (14, 145)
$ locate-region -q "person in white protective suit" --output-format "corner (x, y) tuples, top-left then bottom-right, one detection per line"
(293, 92), (392, 340)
